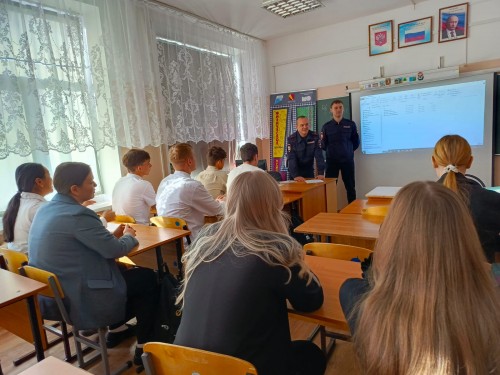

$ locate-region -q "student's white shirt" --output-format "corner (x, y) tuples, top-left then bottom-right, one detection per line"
(112, 173), (156, 225)
(226, 163), (264, 192)
(156, 171), (224, 241)
(195, 166), (228, 199)
(8, 192), (46, 255)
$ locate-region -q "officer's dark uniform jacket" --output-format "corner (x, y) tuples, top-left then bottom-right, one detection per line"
(287, 130), (325, 179)
(320, 118), (359, 162)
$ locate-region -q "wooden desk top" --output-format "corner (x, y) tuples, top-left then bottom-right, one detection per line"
(340, 199), (391, 215)
(289, 256), (362, 331)
(18, 356), (91, 374)
(279, 178), (335, 193)
(107, 223), (190, 257)
(0, 269), (46, 308)
(282, 192), (303, 205)
(294, 213), (381, 240)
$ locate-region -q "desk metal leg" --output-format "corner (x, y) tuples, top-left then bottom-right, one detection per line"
(155, 246), (165, 279)
(174, 239), (183, 279)
(25, 296), (44, 362)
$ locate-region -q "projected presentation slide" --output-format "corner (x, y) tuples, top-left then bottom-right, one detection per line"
(360, 80), (486, 154)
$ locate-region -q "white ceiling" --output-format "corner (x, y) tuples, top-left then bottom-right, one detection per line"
(156, 0), (427, 40)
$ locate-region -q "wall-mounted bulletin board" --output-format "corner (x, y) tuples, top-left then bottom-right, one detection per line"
(316, 96), (352, 129)
(269, 90), (317, 179)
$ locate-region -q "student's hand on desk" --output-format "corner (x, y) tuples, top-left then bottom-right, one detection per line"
(102, 210), (116, 222)
(113, 224), (125, 238)
(82, 200), (96, 207)
(316, 175), (325, 180)
(123, 224), (137, 237)
(294, 176), (306, 182)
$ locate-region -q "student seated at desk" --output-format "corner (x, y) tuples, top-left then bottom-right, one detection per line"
(195, 146), (228, 199)
(29, 162), (159, 366)
(432, 134), (500, 263)
(112, 148), (156, 225)
(3, 163), (53, 255)
(340, 181), (500, 375)
(175, 171), (326, 375)
(156, 143), (224, 241)
(226, 143), (264, 192)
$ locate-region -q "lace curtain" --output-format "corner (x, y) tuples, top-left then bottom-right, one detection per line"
(1, 0), (269, 159)
(150, 3), (269, 145)
(0, 0), (116, 159)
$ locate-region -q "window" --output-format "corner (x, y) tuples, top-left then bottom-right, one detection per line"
(0, 0), (116, 214)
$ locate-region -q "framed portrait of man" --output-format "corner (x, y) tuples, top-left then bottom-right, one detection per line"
(439, 3), (469, 43)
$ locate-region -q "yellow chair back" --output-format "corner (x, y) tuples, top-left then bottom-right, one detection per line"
(143, 342), (258, 375)
(304, 243), (372, 262)
(20, 265), (65, 299)
(150, 216), (188, 230)
(113, 215), (136, 224)
(0, 248), (28, 274)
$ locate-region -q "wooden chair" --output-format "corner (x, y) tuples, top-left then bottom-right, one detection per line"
(361, 205), (389, 224)
(150, 216), (190, 277)
(0, 248), (28, 274)
(150, 217), (191, 245)
(303, 243), (373, 262)
(19, 265), (75, 363)
(20, 266), (132, 375)
(142, 342), (258, 375)
(303, 243), (373, 356)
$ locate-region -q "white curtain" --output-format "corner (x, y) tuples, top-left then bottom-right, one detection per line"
(0, 0), (116, 159)
(0, 0), (269, 160)
(149, 2), (269, 145)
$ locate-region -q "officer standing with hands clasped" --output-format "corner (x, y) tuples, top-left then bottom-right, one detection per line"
(286, 116), (325, 182)
(321, 99), (359, 203)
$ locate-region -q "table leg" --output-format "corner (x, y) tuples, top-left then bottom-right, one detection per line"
(155, 246), (165, 279)
(174, 239), (183, 279)
(25, 296), (44, 362)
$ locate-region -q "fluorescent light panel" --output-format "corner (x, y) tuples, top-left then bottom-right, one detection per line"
(262, 0), (324, 18)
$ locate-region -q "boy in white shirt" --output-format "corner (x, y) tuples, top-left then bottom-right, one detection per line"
(112, 149), (156, 225)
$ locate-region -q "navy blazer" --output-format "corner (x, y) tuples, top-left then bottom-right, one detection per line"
(29, 193), (138, 329)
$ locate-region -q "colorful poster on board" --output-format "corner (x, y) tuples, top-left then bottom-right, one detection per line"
(272, 108), (288, 159)
(269, 90), (317, 179)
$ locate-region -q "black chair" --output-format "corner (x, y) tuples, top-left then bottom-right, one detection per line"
(267, 171), (282, 182)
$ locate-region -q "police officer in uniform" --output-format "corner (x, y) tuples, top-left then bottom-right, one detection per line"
(287, 116), (325, 182)
(321, 99), (359, 203)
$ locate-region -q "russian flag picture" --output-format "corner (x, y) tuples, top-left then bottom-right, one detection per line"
(405, 30), (425, 43)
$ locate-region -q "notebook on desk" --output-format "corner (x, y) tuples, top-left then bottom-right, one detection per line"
(365, 186), (401, 199)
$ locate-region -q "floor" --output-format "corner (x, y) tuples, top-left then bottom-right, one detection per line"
(0, 245), (361, 375)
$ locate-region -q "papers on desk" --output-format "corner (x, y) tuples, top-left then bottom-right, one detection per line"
(86, 194), (112, 212)
(305, 179), (324, 184)
(365, 186), (401, 199)
(280, 181), (296, 184)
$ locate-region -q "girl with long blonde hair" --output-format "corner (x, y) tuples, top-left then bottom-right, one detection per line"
(174, 171), (326, 375)
(341, 181), (500, 375)
(432, 134), (500, 262)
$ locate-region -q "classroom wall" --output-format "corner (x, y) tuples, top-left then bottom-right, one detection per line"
(266, 0), (500, 93)
(265, 0), (500, 208)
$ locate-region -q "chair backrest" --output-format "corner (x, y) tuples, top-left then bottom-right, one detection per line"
(142, 342), (258, 375)
(20, 265), (71, 324)
(304, 243), (372, 262)
(150, 216), (188, 230)
(113, 214), (136, 224)
(267, 171), (282, 182)
(0, 254), (7, 270)
(0, 248), (28, 274)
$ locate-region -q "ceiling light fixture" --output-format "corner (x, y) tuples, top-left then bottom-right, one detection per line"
(262, 0), (324, 18)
